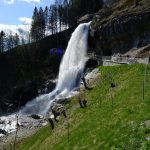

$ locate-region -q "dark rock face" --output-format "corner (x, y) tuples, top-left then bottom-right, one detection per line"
(0, 81), (38, 115)
(85, 58), (99, 69)
(0, 80), (56, 116)
(11, 81), (38, 106)
(90, 1), (150, 55)
(38, 80), (56, 94)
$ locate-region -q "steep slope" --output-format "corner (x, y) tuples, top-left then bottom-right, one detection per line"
(90, 0), (150, 55)
(12, 64), (150, 150)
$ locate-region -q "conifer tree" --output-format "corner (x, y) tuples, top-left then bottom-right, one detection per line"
(38, 7), (46, 39)
(30, 7), (39, 41)
(6, 34), (14, 50)
(44, 6), (49, 35)
(57, 0), (63, 32)
(31, 7), (46, 41)
(62, 0), (69, 28)
(0, 31), (6, 52)
(14, 33), (19, 47)
(49, 5), (57, 34)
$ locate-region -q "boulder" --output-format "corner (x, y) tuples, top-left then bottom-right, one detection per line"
(0, 81), (38, 115)
(77, 14), (94, 24)
(29, 115), (41, 120)
(38, 80), (56, 94)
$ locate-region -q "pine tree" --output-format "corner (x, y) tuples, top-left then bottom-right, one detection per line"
(49, 5), (57, 34)
(14, 33), (19, 47)
(6, 34), (14, 51)
(21, 37), (25, 45)
(31, 7), (46, 41)
(38, 7), (46, 39)
(44, 6), (49, 35)
(30, 7), (39, 41)
(57, 0), (63, 32)
(62, 0), (69, 28)
(0, 31), (6, 53)
(67, 0), (103, 27)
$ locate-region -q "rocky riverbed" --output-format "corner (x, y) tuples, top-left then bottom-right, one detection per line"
(0, 115), (48, 149)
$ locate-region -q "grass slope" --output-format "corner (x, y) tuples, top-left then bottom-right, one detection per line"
(16, 64), (150, 150)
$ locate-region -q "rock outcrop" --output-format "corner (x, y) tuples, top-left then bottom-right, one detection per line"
(90, 0), (150, 55)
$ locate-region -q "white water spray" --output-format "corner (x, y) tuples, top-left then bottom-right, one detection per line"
(56, 22), (90, 92)
(20, 22), (91, 115)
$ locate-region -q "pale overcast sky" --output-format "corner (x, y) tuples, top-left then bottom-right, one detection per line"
(0, 0), (54, 25)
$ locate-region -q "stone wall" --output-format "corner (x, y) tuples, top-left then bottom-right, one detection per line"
(102, 56), (149, 66)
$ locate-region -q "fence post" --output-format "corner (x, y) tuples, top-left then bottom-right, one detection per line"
(142, 65), (147, 101)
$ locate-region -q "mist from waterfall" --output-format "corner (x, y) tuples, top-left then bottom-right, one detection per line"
(20, 22), (91, 115)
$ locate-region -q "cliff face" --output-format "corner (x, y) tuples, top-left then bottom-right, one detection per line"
(90, 0), (150, 55)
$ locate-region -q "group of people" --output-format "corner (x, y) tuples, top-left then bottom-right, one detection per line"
(78, 97), (87, 108)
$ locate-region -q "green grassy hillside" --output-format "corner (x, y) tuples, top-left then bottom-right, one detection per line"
(15, 64), (150, 150)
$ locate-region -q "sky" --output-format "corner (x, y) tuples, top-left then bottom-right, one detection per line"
(0, 0), (54, 25)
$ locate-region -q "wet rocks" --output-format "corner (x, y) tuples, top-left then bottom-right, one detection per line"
(0, 79), (56, 116)
(29, 115), (41, 120)
(0, 81), (38, 115)
(38, 80), (56, 94)
(0, 129), (7, 135)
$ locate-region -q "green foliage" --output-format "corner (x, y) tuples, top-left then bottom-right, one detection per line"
(31, 7), (46, 41)
(68, 0), (103, 26)
(15, 64), (150, 150)
(30, 0), (103, 39)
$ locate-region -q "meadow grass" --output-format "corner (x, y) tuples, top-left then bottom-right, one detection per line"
(15, 64), (150, 150)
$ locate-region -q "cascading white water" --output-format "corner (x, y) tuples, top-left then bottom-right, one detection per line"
(20, 22), (91, 115)
(56, 22), (90, 92)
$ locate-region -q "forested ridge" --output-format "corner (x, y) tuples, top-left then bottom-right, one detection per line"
(0, 0), (103, 52)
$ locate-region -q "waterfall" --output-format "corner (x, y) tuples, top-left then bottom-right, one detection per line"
(20, 22), (91, 115)
(56, 22), (90, 92)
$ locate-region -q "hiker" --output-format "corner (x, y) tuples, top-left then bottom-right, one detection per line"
(80, 70), (88, 88)
(51, 105), (60, 122)
(62, 109), (67, 118)
(81, 72), (93, 90)
(48, 117), (54, 129)
(46, 110), (55, 130)
(78, 96), (87, 108)
(83, 99), (87, 107)
(78, 97), (84, 108)
(81, 76), (87, 88)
